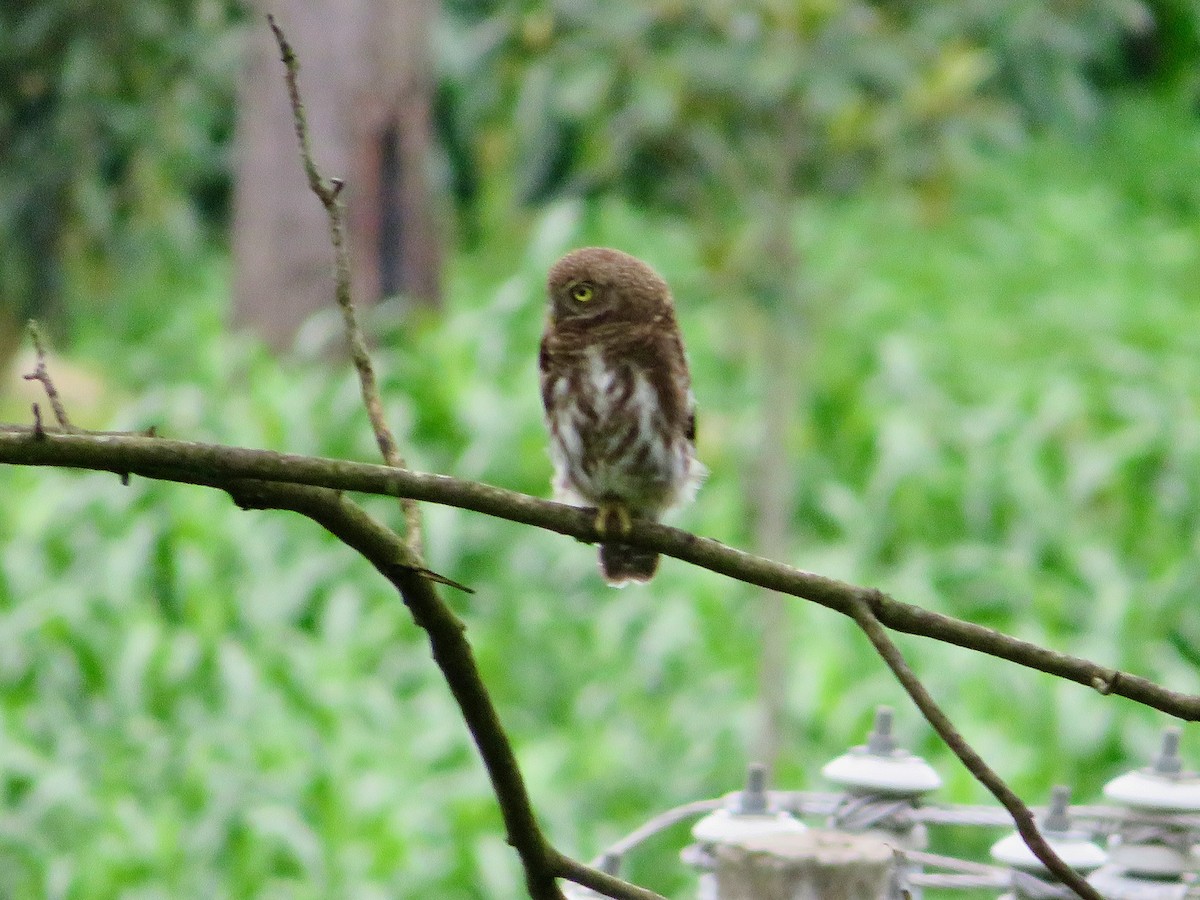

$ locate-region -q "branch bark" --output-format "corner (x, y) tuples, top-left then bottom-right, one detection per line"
(181, 474), (662, 900)
(548, 851), (667, 900)
(22, 321), (73, 431)
(1, 426), (1194, 723)
(848, 591), (1103, 900)
(224, 478), (551, 898)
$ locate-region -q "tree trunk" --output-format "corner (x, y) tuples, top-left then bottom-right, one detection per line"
(751, 101), (810, 775)
(754, 318), (800, 773)
(232, 0), (441, 351)
(751, 191), (806, 774)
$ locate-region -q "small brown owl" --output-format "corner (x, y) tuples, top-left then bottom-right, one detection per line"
(540, 247), (703, 585)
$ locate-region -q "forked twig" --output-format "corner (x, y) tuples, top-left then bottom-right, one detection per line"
(848, 590), (1102, 900)
(23, 320), (72, 431)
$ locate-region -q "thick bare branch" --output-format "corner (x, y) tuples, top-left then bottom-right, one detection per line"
(186, 477), (557, 896)
(848, 591), (1102, 900)
(0, 426), (1194, 723)
(199, 475), (662, 900)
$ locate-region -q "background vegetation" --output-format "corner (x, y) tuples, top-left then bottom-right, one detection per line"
(2, 1), (1200, 897)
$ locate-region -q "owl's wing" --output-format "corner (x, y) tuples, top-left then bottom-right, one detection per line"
(537, 334), (554, 409)
(668, 328), (698, 447)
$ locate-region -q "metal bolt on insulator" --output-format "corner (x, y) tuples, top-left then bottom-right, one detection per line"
(822, 707), (943, 803)
(822, 707), (943, 899)
(991, 786), (1107, 900)
(682, 763), (807, 900)
(688, 763), (808, 845)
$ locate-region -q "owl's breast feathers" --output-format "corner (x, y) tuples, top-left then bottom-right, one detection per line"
(541, 317), (690, 421)
(540, 318), (699, 516)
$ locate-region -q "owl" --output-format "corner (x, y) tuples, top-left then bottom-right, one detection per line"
(539, 247), (703, 585)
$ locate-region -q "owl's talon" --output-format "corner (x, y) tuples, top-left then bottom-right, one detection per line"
(595, 502), (633, 538)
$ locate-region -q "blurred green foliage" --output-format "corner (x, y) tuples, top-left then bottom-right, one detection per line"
(3, 94), (1200, 896)
(3, 0), (1198, 334)
(0, 0), (244, 347)
(437, 0), (1198, 220)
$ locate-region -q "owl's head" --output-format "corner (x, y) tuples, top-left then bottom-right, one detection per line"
(546, 247), (674, 324)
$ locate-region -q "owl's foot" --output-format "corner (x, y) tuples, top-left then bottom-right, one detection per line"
(595, 502), (652, 585)
(594, 501), (633, 538)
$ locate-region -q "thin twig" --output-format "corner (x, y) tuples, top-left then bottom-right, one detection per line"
(266, 14), (424, 556)
(400, 564), (475, 594)
(548, 851), (667, 900)
(847, 590), (1103, 900)
(1, 427), (1194, 722)
(23, 321), (72, 431)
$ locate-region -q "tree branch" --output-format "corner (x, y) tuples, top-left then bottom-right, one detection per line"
(1, 426), (1194, 723)
(266, 13), (424, 556)
(547, 851), (666, 900)
(233, 478), (563, 895)
(195, 474), (660, 900)
(22, 320), (73, 431)
(848, 591), (1102, 900)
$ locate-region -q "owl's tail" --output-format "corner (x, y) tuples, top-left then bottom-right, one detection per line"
(599, 543), (659, 586)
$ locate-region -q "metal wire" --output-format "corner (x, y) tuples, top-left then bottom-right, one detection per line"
(828, 794), (917, 831)
(784, 793), (1200, 830)
(592, 798), (723, 865)
(909, 873), (1009, 890)
(590, 791), (1200, 859)
(906, 850), (1009, 877)
(588, 789), (1200, 894)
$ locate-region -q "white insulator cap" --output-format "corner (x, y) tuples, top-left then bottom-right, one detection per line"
(692, 763), (806, 845)
(1104, 728), (1200, 812)
(1106, 838), (1191, 879)
(691, 808), (808, 844)
(1088, 865), (1191, 899)
(821, 707), (943, 797)
(990, 831), (1108, 874)
(990, 786), (1107, 875)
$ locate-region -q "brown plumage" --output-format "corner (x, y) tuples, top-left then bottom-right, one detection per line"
(539, 247), (703, 585)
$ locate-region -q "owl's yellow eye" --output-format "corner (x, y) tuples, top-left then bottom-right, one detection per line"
(570, 283), (594, 303)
